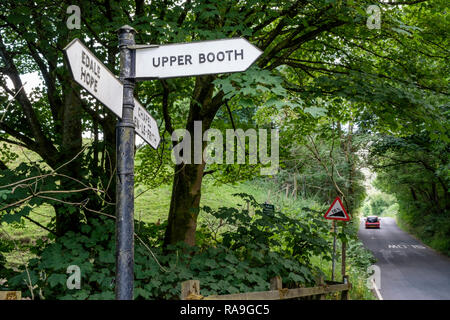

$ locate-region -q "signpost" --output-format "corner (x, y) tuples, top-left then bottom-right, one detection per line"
(64, 26), (262, 300)
(324, 197), (350, 281)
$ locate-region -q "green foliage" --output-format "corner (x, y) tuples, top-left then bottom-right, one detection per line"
(200, 193), (331, 267)
(369, 131), (449, 255)
(362, 192), (397, 217)
(4, 193), (336, 299)
(346, 239), (376, 270)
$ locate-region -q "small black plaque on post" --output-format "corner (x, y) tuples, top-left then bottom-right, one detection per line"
(262, 203), (275, 215)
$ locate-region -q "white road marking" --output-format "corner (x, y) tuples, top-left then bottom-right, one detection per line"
(388, 244), (426, 249)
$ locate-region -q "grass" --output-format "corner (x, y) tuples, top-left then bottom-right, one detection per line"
(0, 204), (53, 270)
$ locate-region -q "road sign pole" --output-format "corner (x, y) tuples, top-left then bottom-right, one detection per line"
(341, 228), (347, 282)
(331, 220), (337, 281)
(115, 25), (136, 300)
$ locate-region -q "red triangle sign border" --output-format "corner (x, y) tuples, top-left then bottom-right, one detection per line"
(324, 197), (350, 221)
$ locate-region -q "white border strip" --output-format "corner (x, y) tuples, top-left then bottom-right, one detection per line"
(372, 278), (383, 300)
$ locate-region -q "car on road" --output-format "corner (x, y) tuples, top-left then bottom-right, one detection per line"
(365, 216), (380, 229)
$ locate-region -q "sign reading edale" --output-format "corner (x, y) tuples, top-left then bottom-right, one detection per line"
(64, 38), (160, 149)
(134, 38), (263, 79)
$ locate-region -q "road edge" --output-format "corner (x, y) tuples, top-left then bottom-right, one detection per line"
(394, 216), (450, 261)
(371, 278), (383, 300)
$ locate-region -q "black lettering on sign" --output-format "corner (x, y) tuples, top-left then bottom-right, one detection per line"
(217, 51), (225, 61)
(226, 50), (233, 60)
(80, 51), (99, 92)
(153, 55), (193, 67)
(198, 50), (244, 64)
(199, 53), (205, 64)
(235, 49), (244, 60)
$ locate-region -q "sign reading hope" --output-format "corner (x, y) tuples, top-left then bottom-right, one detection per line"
(80, 51), (101, 92)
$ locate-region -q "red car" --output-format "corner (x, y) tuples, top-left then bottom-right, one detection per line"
(365, 216), (380, 229)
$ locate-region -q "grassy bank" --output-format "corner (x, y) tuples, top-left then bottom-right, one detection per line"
(395, 213), (450, 257)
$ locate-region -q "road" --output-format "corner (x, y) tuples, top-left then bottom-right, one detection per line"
(358, 217), (450, 300)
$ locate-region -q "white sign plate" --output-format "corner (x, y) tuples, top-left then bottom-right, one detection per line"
(65, 39), (160, 149)
(134, 38), (263, 79)
(64, 38), (123, 118)
(134, 100), (160, 149)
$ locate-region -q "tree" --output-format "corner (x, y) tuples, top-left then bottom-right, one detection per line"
(1, 0), (447, 247)
(0, 0), (127, 235)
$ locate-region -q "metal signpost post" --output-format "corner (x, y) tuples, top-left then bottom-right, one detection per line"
(65, 25), (262, 300)
(331, 220), (337, 281)
(116, 25), (136, 300)
(64, 29), (158, 300)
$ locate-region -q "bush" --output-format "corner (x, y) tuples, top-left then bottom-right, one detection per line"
(5, 194), (331, 299)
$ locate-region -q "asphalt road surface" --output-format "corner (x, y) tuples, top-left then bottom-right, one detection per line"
(358, 217), (450, 300)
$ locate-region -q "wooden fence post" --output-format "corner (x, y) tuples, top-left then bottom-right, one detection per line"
(342, 239), (347, 282)
(0, 291), (21, 300)
(316, 276), (326, 300)
(292, 174), (297, 199)
(180, 280), (200, 300)
(270, 276), (282, 290)
(341, 275), (349, 300)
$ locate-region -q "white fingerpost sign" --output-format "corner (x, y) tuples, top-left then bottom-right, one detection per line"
(64, 38), (123, 118)
(134, 38), (263, 79)
(134, 100), (160, 149)
(64, 38), (160, 149)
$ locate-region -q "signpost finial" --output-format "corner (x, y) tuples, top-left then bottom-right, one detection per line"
(117, 24), (137, 34)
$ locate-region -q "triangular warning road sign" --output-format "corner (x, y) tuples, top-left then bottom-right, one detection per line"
(324, 197), (350, 221)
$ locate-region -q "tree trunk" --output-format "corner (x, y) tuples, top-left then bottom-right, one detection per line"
(164, 162), (206, 246)
(101, 113), (117, 206)
(53, 80), (83, 236)
(346, 122), (355, 213)
(0, 160), (7, 171)
(163, 75), (220, 247)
